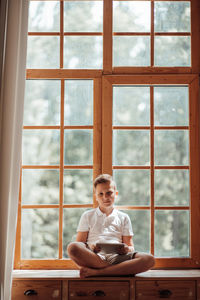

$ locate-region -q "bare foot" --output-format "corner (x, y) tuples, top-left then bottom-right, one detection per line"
(80, 267), (98, 278)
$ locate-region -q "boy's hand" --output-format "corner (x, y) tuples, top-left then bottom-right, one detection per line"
(90, 244), (101, 253)
(117, 243), (129, 255)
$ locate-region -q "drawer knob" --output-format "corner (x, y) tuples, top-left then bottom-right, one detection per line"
(24, 289), (38, 296)
(159, 289), (172, 298)
(92, 290), (106, 297)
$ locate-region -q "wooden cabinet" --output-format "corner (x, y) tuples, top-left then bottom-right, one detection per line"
(135, 280), (195, 300)
(67, 280), (129, 300)
(12, 280), (61, 300)
(12, 270), (200, 300)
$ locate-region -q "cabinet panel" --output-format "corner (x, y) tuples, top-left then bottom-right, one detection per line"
(136, 280), (195, 300)
(68, 280), (129, 300)
(12, 280), (61, 300)
(197, 280), (200, 300)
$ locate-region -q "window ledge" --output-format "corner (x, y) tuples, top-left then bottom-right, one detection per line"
(12, 269), (200, 280)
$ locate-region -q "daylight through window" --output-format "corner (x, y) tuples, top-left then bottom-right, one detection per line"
(14, 0), (200, 270)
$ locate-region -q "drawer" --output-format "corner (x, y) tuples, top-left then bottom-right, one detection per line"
(136, 280), (195, 300)
(68, 280), (129, 300)
(12, 280), (61, 300)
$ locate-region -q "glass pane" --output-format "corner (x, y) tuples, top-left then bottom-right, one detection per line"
(22, 169), (59, 205)
(113, 86), (150, 126)
(64, 1), (103, 32)
(113, 36), (150, 66)
(22, 130), (60, 165)
(24, 80), (60, 126)
(155, 210), (190, 257)
(27, 36), (60, 69)
(155, 170), (189, 206)
(154, 36), (191, 67)
(155, 2), (191, 33)
(113, 130), (150, 166)
(154, 130), (189, 166)
(113, 1), (150, 32)
(63, 208), (88, 258)
(28, 1), (60, 32)
(64, 130), (93, 165)
(113, 170), (150, 206)
(124, 210), (150, 253)
(21, 208), (59, 259)
(154, 86), (189, 126)
(64, 169), (93, 204)
(65, 80), (93, 126)
(64, 36), (102, 69)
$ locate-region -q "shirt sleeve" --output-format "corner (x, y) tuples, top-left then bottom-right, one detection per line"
(122, 214), (134, 236)
(77, 211), (89, 232)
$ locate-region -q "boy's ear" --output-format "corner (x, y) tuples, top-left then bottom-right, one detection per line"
(116, 190), (118, 196)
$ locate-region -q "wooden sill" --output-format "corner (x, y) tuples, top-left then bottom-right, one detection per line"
(12, 269), (200, 280)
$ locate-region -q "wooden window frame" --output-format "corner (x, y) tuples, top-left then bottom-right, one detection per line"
(14, 74), (102, 270)
(14, 0), (200, 269)
(102, 74), (200, 269)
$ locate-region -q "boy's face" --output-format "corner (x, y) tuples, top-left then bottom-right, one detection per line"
(95, 181), (117, 211)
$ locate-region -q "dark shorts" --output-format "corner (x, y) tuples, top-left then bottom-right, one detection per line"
(97, 251), (137, 265)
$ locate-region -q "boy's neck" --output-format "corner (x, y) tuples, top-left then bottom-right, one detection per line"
(99, 206), (114, 216)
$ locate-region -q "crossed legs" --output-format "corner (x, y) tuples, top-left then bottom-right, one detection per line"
(67, 242), (155, 278)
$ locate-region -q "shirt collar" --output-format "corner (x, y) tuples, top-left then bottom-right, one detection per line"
(96, 207), (117, 217)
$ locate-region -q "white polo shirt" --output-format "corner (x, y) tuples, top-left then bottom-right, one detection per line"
(77, 207), (134, 246)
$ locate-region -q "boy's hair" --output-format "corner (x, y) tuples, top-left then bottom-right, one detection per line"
(93, 174), (116, 189)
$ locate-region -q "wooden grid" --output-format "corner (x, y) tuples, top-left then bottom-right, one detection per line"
(102, 74), (200, 268)
(14, 0), (200, 269)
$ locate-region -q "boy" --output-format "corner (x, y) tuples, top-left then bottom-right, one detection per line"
(67, 174), (155, 278)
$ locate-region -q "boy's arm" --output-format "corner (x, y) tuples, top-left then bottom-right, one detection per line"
(76, 231), (88, 243)
(76, 231), (100, 253)
(121, 236), (135, 253)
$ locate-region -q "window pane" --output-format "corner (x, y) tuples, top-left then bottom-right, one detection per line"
(21, 209), (59, 259)
(22, 169), (59, 205)
(28, 1), (60, 32)
(64, 130), (93, 165)
(24, 80), (60, 126)
(154, 86), (189, 126)
(63, 208), (88, 258)
(155, 210), (190, 257)
(27, 36), (60, 69)
(155, 2), (191, 33)
(113, 36), (150, 66)
(64, 169), (93, 204)
(124, 210), (150, 253)
(64, 36), (102, 69)
(113, 86), (150, 126)
(155, 170), (190, 206)
(113, 1), (150, 32)
(154, 130), (189, 166)
(65, 80), (93, 126)
(154, 36), (191, 67)
(113, 170), (150, 206)
(22, 130), (60, 165)
(64, 1), (103, 32)
(113, 130), (150, 165)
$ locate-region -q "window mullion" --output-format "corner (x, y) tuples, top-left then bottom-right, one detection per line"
(102, 77), (113, 174)
(150, 86), (155, 256)
(59, 80), (65, 259)
(60, 0), (64, 69)
(103, 0), (112, 74)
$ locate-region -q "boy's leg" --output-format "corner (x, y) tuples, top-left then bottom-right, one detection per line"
(67, 242), (109, 269)
(80, 252), (155, 278)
